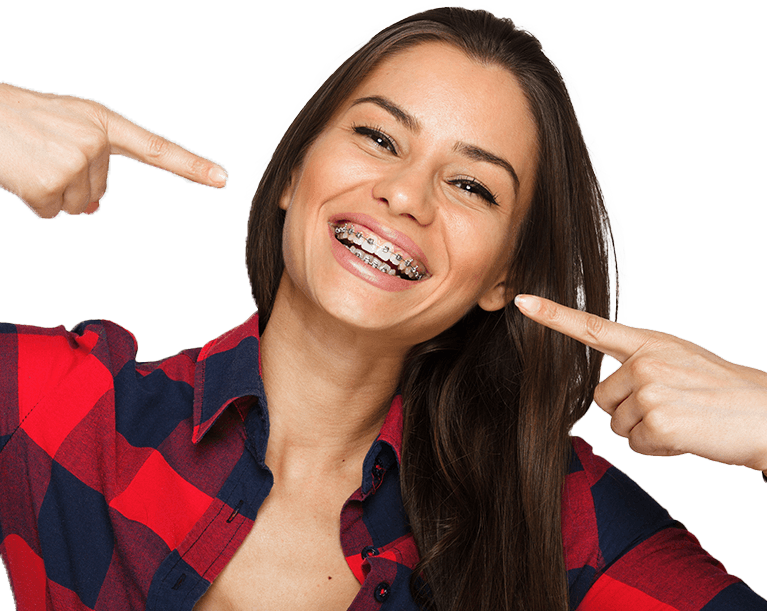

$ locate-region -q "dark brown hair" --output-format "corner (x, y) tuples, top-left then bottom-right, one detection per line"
(246, 8), (612, 610)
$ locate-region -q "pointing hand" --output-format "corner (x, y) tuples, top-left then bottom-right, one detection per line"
(516, 294), (767, 475)
(0, 83), (227, 217)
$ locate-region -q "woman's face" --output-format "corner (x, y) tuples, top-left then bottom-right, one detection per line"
(278, 42), (538, 347)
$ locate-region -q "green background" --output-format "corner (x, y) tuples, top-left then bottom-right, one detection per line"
(0, 0), (767, 610)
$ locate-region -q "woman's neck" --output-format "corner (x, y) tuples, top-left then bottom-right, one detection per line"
(258, 281), (408, 480)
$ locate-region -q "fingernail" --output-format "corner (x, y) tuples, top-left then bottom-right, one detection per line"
(84, 201), (100, 215)
(514, 294), (540, 314)
(209, 166), (228, 185)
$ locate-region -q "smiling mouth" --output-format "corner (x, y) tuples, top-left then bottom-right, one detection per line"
(331, 222), (429, 281)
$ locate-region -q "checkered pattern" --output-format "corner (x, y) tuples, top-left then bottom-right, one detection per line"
(0, 316), (764, 610)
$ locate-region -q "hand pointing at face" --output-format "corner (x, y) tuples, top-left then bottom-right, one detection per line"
(515, 294), (767, 476)
(0, 83), (227, 217)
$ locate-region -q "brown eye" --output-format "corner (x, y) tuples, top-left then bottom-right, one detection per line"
(449, 177), (499, 206)
(353, 125), (398, 154)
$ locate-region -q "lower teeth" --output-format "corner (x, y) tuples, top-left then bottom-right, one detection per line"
(346, 243), (416, 280)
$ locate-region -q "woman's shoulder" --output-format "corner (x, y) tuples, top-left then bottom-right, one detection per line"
(562, 437), (680, 600)
(564, 435), (677, 544)
(2, 318), (202, 378)
(0, 319), (203, 452)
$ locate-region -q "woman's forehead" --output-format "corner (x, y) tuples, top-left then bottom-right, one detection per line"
(348, 43), (534, 134)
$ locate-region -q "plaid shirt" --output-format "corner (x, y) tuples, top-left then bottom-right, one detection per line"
(0, 315), (765, 610)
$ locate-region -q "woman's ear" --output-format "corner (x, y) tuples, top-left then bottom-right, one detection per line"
(278, 176), (295, 211)
(279, 162), (306, 211)
(477, 278), (513, 312)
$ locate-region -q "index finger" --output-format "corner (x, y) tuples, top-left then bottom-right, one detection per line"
(514, 294), (649, 363)
(102, 107), (227, 187)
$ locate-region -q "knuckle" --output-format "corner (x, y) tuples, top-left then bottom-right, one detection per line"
(32, 200), (61, 219)
(84, 100), (110, 126)
(627, 434), (652, 455)
(609, 415), (624, 436)
(629, 356), (665, 382)
(62, 205), (80, 216)
(584, 313), (608, 342)
(187, 156), (209, 180)
(144, 134), (171, 160)
(642, 408), (675, 441)
(593, 384), (606, 405)
(35, 172), (67, 199)
(93, 181), (108, 202)
(80, 129), (107, 157)
(628, 424), (666, 456)
(65, 149), (90, 176)
(541, 301), (572, 331)
(635, 383), (664, 409)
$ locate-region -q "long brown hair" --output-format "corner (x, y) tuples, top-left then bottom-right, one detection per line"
(246, 8), (613, 610)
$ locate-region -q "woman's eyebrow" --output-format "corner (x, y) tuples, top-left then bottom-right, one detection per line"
(350, 96), (421, 133)
(350, 95), (519, 195)
(454, 143), (520, 194)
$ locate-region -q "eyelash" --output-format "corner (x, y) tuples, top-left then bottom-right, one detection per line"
(352, 124), (499, 207)
(352, 124), (398, 154)
(449, 177), (499, 206)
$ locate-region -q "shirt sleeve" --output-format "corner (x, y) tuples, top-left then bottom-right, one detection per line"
(564, 437), (767, 610)
(0, 320), (136, 456)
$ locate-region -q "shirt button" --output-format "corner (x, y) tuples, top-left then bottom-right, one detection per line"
(374, 581), (390, 603)
(361, 545), (379, 559)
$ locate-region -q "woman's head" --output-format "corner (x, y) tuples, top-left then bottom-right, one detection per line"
(246, 7), (611, 337)
(273, 41), (538, 347)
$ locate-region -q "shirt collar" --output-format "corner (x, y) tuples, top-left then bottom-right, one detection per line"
(192, 313), (266, 444)
(190, 314), (404, 468)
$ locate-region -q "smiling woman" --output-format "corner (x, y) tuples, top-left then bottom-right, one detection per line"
(272, 43), (535, 343)
(1, 4), (766, 611)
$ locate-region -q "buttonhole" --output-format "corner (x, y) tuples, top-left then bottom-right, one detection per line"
(227, 500), (244, 523)
(171, 574), (186, 590)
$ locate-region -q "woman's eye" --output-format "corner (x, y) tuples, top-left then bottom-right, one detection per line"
(450, 177), (499, 206)
(353, 125), (397, 154)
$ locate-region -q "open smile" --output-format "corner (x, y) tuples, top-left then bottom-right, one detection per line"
(330, 222), (429, 281)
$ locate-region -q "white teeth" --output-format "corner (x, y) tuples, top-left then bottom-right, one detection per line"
(332, 222), (426, 281)
(361, 238), (376, 254)
(375, 243), (391, 260)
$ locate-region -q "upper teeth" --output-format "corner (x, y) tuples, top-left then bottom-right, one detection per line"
(333, 223), (425, 280)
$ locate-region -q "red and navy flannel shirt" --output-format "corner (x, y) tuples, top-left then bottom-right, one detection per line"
(0, 315), (765, 610)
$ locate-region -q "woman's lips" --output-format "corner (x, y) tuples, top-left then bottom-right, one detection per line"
(330, 222), (428, 281)
(328, 212), (430, 273)
(327, 224), (428, 292)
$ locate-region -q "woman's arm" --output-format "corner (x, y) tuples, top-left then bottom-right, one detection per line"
(516, 294), (767, 479)
(565, 438), (767, 609)
(0, 83), (226, 217)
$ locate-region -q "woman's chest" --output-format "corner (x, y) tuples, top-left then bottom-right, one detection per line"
(192, 483), (361, 611)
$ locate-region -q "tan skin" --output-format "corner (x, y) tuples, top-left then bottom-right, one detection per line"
(2, 41), (767, 611)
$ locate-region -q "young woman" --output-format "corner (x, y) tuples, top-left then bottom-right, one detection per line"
(1, 6), (765, 611)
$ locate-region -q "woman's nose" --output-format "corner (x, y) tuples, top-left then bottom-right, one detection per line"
(372, 164), (435, 225)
